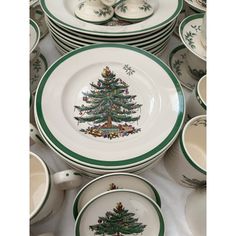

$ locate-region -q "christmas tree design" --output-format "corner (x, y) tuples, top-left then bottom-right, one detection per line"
(89, 202), (146, 236)
(74, 66), (142, 139)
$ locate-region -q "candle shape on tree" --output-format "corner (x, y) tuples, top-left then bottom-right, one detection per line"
(89, 202), (146, 235)
(74, 66), (142, 139)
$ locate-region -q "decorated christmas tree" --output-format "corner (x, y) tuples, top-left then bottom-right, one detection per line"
(74, 66), (142, 139)
(89, 202), (146, 236)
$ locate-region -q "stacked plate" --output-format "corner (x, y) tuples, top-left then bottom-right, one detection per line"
(40, 0), (183, 55)
(34, 44), (185, 177)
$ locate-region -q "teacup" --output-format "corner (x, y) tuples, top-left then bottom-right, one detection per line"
(185, 50), (206, 80)
(164, 115), (206, 187)
(30, 152), (82, 224)
(187, 75), (206, 118)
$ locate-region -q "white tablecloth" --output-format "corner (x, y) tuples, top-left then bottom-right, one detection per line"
(30, 33), (193, 236)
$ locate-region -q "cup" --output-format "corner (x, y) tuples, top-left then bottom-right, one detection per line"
(30, 152), (82, 224)
(187, 75), (206, 119)
(200, 13), (206, 48)
(185, 50), (206, 80)
(164, 115), (206, 187)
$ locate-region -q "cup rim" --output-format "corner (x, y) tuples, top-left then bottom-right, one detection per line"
(30, 151), (50, 220)
(197, 75), (206, 109)
(180, 115), (206, 174)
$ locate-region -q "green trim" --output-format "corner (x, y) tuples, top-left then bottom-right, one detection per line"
(74, 13), (114, 25)
(74, 190), (165, 236)
(114, 12), (154, 23)
(72, 173), (161, 220)
(196, 83), (206, 110)
(40, 0), (183, 36)
(30, 161), (51, 220)
(36, 44), (185, 167)
(30, 19), (40, 53)
(179, 129), (206, 175)
(179, 13), (206, 61)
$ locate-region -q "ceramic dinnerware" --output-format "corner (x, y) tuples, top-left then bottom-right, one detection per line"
(35, 44), (185, 171)
(74, 189), (165, 236)
(184, 0), (206, 13)
(164, 115), (206, 187)
(169, 44), (198, 91)
(73, 172), (161, 219)
(30, 19), (40, 54)
(30, 152), (82, 224)
(187, 75), (206, 119)
(179, 13), (206, 61)
(40, 0), (183, 36)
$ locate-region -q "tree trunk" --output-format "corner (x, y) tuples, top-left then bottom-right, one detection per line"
(107, 116), (112, 128)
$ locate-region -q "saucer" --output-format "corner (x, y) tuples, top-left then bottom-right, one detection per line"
(184, 0), (206, 13)
(179, 13), (206, 61)
(169, 44), (197, 91)
(115, 0), (154, 23)
(30, 53), (48, 94)
(30, 19), (40, 54)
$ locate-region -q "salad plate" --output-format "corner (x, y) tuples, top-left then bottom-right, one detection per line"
(169, 44), (197, 91)
(179, 13), (206, 61)
(184, 0), (206, 13)
(30, 19), (40, 54)
(73, 172), (161, 219)
(30, 53), (48, 93)
(40, 0), (183, 36)
(35, 44), (185, 169)
(74, 189), (165, 236)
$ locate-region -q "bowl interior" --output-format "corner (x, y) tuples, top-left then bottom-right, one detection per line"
(198, 75), (206, 104)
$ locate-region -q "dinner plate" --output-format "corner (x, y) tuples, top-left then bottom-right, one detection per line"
(179, 13), (206, 61)
(46, 16), (176, 43)
(30, 19), (40, 53)
(184, 0), (206, 13)
(40, 0), (183, 36)
(46, 18), (176, 46)
(48, 22), (175, 51)
(35, 44), (185, 169)
(75, 190), (165, 236)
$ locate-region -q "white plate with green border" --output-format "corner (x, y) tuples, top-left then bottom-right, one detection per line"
(40, 0), (183, 36)
(179, 13), (206, 61)
(184, 0), (206, 13)
(35, 44), (185, 169)
(73, 172), (161, 219)
(74, 189), (165, 236)
(30, 19), (40, 54)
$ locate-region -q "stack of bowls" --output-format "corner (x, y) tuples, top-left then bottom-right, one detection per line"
(39, 0), (183, 55)
(34, 44), (185, 177)
(72, 173), (165, 236)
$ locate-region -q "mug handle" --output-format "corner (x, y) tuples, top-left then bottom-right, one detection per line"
(30, 123), (46, 146)
(53, 170), (82, 190)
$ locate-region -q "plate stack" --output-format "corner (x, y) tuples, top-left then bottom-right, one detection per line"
(40, 0), (183, 55)
(34, 44), (185, 177)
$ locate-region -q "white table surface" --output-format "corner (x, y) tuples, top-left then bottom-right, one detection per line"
(30, 32), (194, 236)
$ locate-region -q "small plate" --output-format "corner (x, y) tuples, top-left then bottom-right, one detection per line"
(30, 19), (40, 54)
(75, 189), (165, 236)
(179, 13), (206, 61)
(30, 53), (48, 93)
(169, 44), (197, 91)
(73, 172), (161, 219)
(184, 0), (206, 13)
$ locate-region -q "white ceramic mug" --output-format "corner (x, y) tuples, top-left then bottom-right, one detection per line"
(164, 115), (206, 187)
(185, 50), (206, 81)
(187, 75), (206, 119)
(30, 152), (82, 224)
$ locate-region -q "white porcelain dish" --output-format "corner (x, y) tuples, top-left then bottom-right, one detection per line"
(74, 189), (165, 236)
(179, 13), (206, 61)
(184, 0), (206, 13)
(35, 44), (185, 169)
(40, 0), (183, 36)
